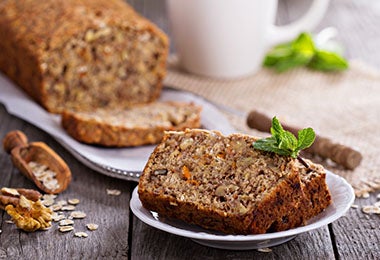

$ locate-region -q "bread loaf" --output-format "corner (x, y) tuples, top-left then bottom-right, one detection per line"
(0, 0), (168, 113)
(61, 102), (202, 147)
(138, 129), (331, 234)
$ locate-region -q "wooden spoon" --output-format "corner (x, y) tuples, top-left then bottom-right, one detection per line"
(3, 130), (72, 194)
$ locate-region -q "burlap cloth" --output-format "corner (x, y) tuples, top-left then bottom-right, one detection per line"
(164, 59), (380, 197)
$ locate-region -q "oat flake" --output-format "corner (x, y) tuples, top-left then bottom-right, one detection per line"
(74, 232), (88, 238)
(362, 192), (370, 199)
(59, 226), (74, 232)
(59, 219), (74, 226)
(42, 198), (55, 207)
(70, 211), (86, 219)
(50, 204), (63, 211)
(86, 223), (98, 231)
(362, 205), (380, 214)
(56, 200), (68, 206)
(257, 247), (272, 253)
(61, 205), (76, 211)
(68, 198), (80, 205)
(106, 189), (121, 196)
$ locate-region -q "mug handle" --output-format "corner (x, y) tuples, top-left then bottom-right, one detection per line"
(267, 0), (330, 46)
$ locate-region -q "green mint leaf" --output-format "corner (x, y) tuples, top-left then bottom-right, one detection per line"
(292, 32), (315, 58)
(253, 137), (291, 156)
(270, 117), (284, 137)
(253, 117), (316, 159)
(279, 131), (298, 152)
(263, 43), (293, 67)
(297, 128), (316, 150)
(272, 53), (311, 72)
(308, 50), (349, 71)
(263, 32), (349, 73)
(264, 33), (315, 72)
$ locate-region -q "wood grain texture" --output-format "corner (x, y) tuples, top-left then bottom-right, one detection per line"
(0, 0), (379, 259)
(130, 220), (334, 259)
(0, 104), (133, 259)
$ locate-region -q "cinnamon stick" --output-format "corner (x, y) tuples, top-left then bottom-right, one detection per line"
(247, 110), (363, 170)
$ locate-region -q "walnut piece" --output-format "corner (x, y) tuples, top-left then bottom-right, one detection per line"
(5, 195), (52, 232)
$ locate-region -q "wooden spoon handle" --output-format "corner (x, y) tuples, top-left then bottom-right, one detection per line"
(3, 130), (29, 153)
(247, 110), (363, 170)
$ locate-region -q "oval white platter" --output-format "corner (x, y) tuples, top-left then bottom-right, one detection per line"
(130, 170), (354, 250)
(0, 74), (236, 180)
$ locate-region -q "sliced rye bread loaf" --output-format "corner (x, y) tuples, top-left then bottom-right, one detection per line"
(61, 102), (202, 147)
(0, 0), (168, 113)
(138, 129), (332, 234)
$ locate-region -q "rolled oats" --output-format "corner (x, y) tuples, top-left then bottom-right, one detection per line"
(362, 205), (380, 214)
(257, 247), (272, 253)
(52, 213), (66, 222)
(70, 211), (86, 219)
(74, 232), (88, 238)
(28, 161), (60, 191)
(41, 194), (57, 207)
(106, 189), (121, 196)
(86, 223), (98, 231)
(68, 198), (80, 205)
(61, 205), (76, 211)
(56, 200), (68, 206)
(59, 219), (74, 226)
(59, 226), (74, 232)
(50, 204), (63, 211)
(362, 192), (370, 199)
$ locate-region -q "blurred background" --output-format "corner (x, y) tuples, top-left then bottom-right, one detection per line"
(127, 0), (380, 69)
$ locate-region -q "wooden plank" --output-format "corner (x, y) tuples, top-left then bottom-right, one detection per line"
(0, 105), (134, 259)
(130, 216), (334, 259)
(330, 195), (380, 259)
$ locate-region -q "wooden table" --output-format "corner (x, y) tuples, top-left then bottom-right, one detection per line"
(1, 0), (379, 259)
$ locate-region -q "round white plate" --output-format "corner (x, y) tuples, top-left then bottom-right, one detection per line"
(130, 170), (354, 250)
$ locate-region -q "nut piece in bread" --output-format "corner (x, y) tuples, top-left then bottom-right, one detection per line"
(0, 0), (168, 113)
(138, 129), (332, 234)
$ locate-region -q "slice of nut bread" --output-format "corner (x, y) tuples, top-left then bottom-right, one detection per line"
(138, 129), (331, 234)
(61, 102), (201, 147)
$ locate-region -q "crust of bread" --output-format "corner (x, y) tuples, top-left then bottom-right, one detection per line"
(61, 102), (202, 147)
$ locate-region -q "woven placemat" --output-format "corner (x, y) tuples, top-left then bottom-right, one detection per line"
(164, 59), (380, 197)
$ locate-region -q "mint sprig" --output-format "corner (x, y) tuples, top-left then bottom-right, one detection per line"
(253, 117), (316, 159)
(263, 32), (348, 72)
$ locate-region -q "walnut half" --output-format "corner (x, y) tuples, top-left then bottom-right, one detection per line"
(5, 195), (52, 232)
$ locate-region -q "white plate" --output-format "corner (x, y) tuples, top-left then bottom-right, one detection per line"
(0, 74), (236, 180)
(130, 170), (354, 250)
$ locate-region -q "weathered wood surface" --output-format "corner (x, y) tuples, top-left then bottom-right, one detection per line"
(0, 0), (379, 259)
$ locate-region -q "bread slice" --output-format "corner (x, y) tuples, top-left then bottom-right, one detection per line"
(61, 102), (202, 147)
(138, 129), (332, 234)
(0, 0), (168, 113)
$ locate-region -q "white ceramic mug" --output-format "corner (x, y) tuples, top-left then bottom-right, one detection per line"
(166, 0), (330, 79)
